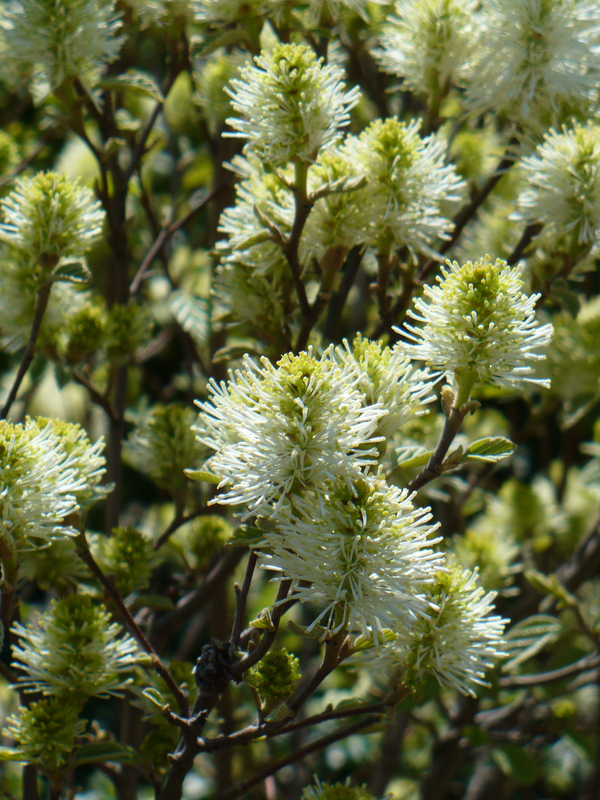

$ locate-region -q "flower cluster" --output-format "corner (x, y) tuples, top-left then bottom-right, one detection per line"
(226, 44), (360, 166)
(245, 648), (301, 703)
(11, 594), (139, 700)
(0, 0), (124, 91)
(515, 123), (600, 246)
(402, 255), (554, 392)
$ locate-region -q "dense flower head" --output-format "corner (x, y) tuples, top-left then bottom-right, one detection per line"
(396, 565), (505, 696)
(0, 172), (104, 270)
(226, 44), (360, 166)
(245, 647), (301, 702)
(259, 473), (443, 637)
(195, 347), (386, 516)
(0, 0), (124, 90)
(344, 118), (465, 254)
(125, 404), (203, 497)
(514, 123), (600, 246)
(19, 538), (89, 591)
(467, 0), (600, 133)
(0, 418), (88, 551)
(373, 0), (479, 100)
(334, 334), (437, 441)
(194, 50), (250, 137)
(29, 417), (107, 508)
(172, 514), (232, 568)
(4, 697), (85, 774)
(91, 527), (153, 596)
(402, 255), (554, 390)
(11, 594), (139, 700)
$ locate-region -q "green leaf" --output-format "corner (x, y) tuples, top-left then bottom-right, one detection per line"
(492, 744), (540, 785)
(0, 747), (25, 762)
(141, 686), (167, 709)
(128, 593), (174, 612)
(98, 71), (164, 102)
(184, 468), (220, 484)
(287, 620), (328, 639)
(350, 629), (397, 653)
(502, 614), (563, 672)
(264, 702), (294, 722)
(228, 525), (262, 547)
(465, 437), (515, 463)
(249, 608), (275, 631)
(72, 741), (139, 766)
(524, 569), (576, 608)
(394, 445), (432, 470)
(51, 257), (91, 284)
(169, 291), (209, 348)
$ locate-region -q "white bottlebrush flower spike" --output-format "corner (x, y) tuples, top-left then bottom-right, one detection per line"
(402, 255), (554, 390)
(0, 0), (124, 90)
(195, 348), (386, 517)
(373, 0), (479, 101)
(334, 334), (437, 441)
(467, 0), (600, 133)
(0, 419), (87, 552)
(514, 123), (600, 246)
(226, 43), (360, 166)
(0, 172), (104, 268)
(344, 118), (465, 255)
(259, 473), (443, 638)
(359, 564), (506, 696)
(11, 594), (139, 700)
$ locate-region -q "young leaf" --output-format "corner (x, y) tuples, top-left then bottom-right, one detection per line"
(169, 291), (209, 347)
(98, 71), (164, 102)
(465, 437), (515, 463)
(501, 614), (563, 672)
(72, 741), (139, 767)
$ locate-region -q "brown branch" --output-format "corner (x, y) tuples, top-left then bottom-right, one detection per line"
(75, 531), (189, 716)
(153, 507), (215, 551)
(72, 368), (118, 423)
(1, 282), (52, 419)
(230, 551), (258, 649)
(212, 716), (379, 800)
(499, 653), (600, 688)
(407, 403), (470, 493)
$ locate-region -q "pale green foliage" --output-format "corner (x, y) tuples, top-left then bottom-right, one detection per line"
(0, 130), (20, 175)
(4, 697), (85, 774)
(194, 50), (250, 136)
(11, 594), (139, 700)
(92, 527), (153, 595)
(172, 514), (232, 568)
(105, 303), (153, 365)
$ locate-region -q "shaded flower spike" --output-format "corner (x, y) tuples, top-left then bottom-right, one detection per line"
(195, 347), (385, 517)
(514, 122), (600, 246)
(344, 118), (465, 255)
(259, 473), (443, 638)
(3, 697), (85, 775)
(467, 0), (600, 133)
(245, 648), (300, 704)
(11, 594), (139, 701)
(402, 255), (553, 392)
(0, 172), (104, 273)
(369, 564), (506, 696)
(301, 777), (379, 800)
(373, 0), (479, 102)
(0, 0), (124, 90)
(226, 43), (360, 166)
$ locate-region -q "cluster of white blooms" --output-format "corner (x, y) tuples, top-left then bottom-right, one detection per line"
(467, 0), (600, 134)
(196, 342), (507, 693)
(362, 564), (506, 696)
(343, 118), (465, 255)
(11, 594), (139, 700)
(226, 43), (360, 166)
(403, 256), (554, 392)
(373, 0), (479, 102)
(0, 0), (124, 90)
(0, 418), (106, 552)
(515, 123), (600, 246)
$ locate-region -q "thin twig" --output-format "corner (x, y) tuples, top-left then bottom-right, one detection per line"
(153, 507), (215, 551)
(1, 282), (52, 419)
(407, 404), (470, 493)
(499, 653), (600, 688)
(72, 369), (118, 423)
(129, 185), (225, 296)
(212, 716), (379, 800)
(230, 551), (258, 649)
(75, 532), (189, 716)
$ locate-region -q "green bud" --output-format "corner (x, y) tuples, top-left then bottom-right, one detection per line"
(245, 648), (300, 703)
(93, 527), (153, 596)
(105, 303), (152, 365)
(64, 303), (108, 362)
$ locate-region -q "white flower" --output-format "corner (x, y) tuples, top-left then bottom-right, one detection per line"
(514, 123), (600, 246)
(259, 473), (443, 638)
(467, 0), (600, 133)
(0, 419), (86, 552)
(343, 118), (465, 255)
(373, 0), (480, 101)
(334, 334), (437, 441)
(0, 172), (104, 268)
(0, 0), (124, 90)
(363, 565), (506, 696)
(226, 43), (360, 166)
(11, 594), (139, 699)
(195, 348), (386, 516)
(401, 255), (554, 390)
